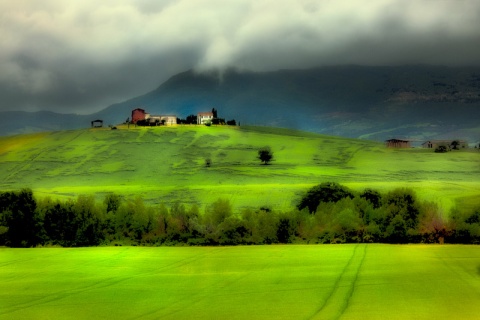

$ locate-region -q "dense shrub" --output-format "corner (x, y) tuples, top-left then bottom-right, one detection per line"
(297, 182), (355, 213)
(0, 189), (40, 247)
(0, 185), (479, 246)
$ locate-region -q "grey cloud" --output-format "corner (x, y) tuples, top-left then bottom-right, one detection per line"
(1, 0), (480, 114)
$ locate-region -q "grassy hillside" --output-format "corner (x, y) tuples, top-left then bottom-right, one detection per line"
(0, 125), (478, 212)
(1, 245), (479, 319)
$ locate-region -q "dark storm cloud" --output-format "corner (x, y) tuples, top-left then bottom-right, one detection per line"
(1, 0), (480, 114)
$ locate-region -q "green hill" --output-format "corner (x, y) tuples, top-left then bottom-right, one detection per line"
(0, 125), (478, 213)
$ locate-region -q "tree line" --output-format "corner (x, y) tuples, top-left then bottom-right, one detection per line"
(0, 183), (479, 247)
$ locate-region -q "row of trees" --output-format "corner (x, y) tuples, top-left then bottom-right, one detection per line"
(1, 184), (479, 247)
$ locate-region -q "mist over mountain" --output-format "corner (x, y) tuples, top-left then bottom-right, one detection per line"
(1, 65), (479, 143)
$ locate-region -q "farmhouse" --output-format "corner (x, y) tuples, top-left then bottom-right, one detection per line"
(131, 108), (177, 125)
(145, 114), (177, 126)
(131, 108), (146, 124)
(385, 138), (411, 148)
(91, 119), (103, 128)
(422, 140), (468, 149)
(197, 112), (214, 125)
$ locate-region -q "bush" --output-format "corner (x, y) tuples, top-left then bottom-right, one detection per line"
(435, 145), (448, 153)
(1, 189), (40, 247)
(297, 182), (355, 213)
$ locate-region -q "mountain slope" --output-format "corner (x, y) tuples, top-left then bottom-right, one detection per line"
(2, 65), (480, 142)
(93, 65), (480, 142)
(0, 111), (90, 136)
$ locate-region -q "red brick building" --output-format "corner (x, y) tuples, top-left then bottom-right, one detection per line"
(131, 108), (146, 124)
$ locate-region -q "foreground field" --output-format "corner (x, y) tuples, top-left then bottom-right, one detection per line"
(1, 245), (479, 319)
(0, 125), (478, 213)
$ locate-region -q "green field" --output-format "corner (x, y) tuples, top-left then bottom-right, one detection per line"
(1, 245), (479, 319)
(0, 125), (479, 213)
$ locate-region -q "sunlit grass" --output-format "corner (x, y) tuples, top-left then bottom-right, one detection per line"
(1, 245), (479, 319)
(0, 126), (478, 213)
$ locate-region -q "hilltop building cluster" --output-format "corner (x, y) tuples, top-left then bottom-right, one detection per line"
(385, 138), (469, 150)
(129, 107), (235, 126)
(131, 108), (177, 126)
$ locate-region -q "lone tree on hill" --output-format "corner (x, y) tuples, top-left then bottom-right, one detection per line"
(258, 146), (274, 165)
(451, 140), (460, 150)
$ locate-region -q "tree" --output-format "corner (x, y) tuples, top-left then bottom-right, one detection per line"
(3, 189), (40, 247)
(104, 193), (122, 214)
(42, 198), (77, 246)
(186, 114), (197, 124)
(435, 145), (448, 153)
(258, 146), (274, 165)
(360, 189), (382, 209)
(383, 188), (420, 230)
(451, 140), (460, 150)
(297, 182), (355, 213)
(74, 195), (103, 246)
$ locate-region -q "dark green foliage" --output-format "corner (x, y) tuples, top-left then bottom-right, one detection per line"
(1, 185), (479, 247)
(205, 158), (212, 167)
(448, 208), (480, 244)
(465, 210), (480, 224)
(104, 193), (122, 214)
(383, 188), (420, 230)
(386, 215), (408, 243)
(435, 145), (448, 153)
(360, 189), (382, 209)
(297, 182), (355, 213)
(42, 199), (77, 246)
(277, 217), (294, 243)
(1, 189), (40, 247)
(451, 140), (460, 150)
(257, 146), (274, 165)
(73, 195), (103, 246)
(217, 216), (248, 245)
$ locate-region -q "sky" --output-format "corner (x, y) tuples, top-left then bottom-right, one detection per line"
(1, 0), (480, 115)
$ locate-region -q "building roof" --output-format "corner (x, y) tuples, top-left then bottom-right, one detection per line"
(198, 112), (214, 117)
(385, 138), (410, 142)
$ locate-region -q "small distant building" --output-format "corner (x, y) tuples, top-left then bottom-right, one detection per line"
(91, 119), (103, 128)
(422, 140), (468, 149)
(197, 112), (214, 125)
(131, 108), (146, 124)
(385, 138), (411, 148)
(161, 115), (177, 125)
(145, 114), (177, 126)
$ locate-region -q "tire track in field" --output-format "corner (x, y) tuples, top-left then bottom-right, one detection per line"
(0, 247), (223, 318)
(129, 247), (277, 320)
(3, 131), (85, 182)
(0, 248), (134, 316)
(434, 248), (480, 294)
(307, 244), (367, 320)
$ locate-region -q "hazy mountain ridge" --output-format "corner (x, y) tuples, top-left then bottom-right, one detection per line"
(1, 65), (479, 142)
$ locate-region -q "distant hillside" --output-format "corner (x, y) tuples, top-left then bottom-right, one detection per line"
(0, 126), (479, 212)
(2, 65), (480, 142)
(0, 111), (89, 136)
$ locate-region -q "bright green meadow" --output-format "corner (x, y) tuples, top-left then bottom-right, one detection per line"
(1, 245), (479, 319)
(0, 125), (478, 213)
